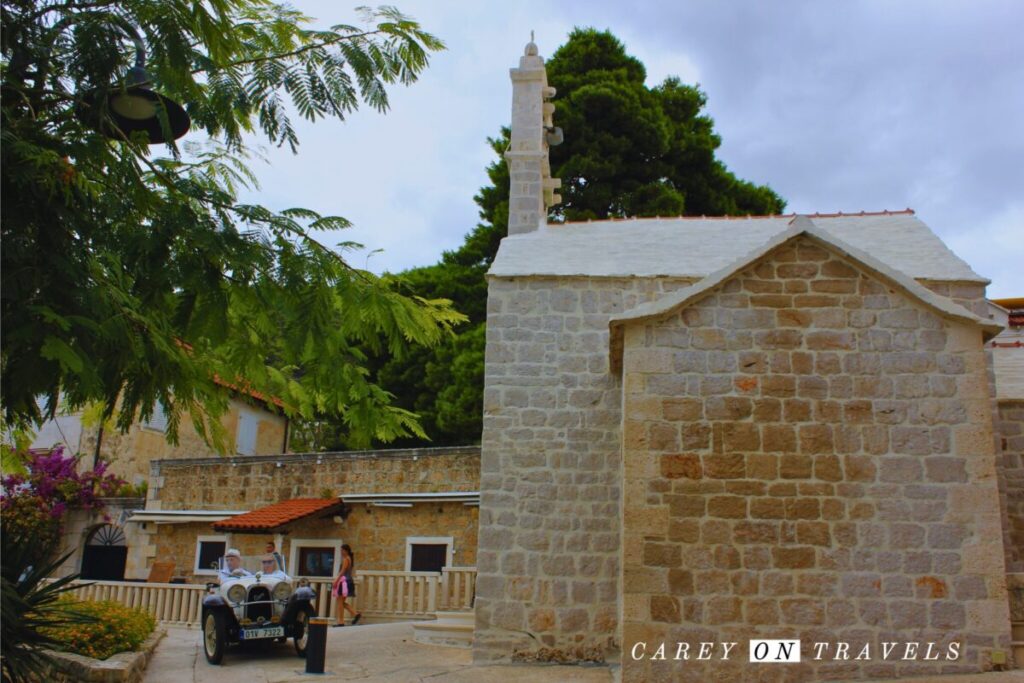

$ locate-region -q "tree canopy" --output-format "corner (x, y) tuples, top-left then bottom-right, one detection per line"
(1, 0), (463, 449)
(353, 28), (786, 450)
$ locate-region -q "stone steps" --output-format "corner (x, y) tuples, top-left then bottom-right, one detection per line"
(412, 610), (474, 649)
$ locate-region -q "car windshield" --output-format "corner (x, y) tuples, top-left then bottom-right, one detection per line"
(219, 554), (288, 577)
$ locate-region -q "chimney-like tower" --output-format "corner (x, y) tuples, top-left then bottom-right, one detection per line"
(505, 39), (561, 236)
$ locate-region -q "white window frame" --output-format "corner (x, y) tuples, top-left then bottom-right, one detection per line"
(141, 402), (169, 433)
(289, 538), (342, 579)
(405, 536), (454, 573)
(194, 534), (228, 575)
(235, 406), (259, 455)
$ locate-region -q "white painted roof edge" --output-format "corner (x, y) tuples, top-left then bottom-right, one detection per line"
(127, 509), (246, 523)
(610, 216), (1002, 335)
(338, 491), (479, 502)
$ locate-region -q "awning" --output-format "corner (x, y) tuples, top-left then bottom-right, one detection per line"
(339, 491), (480, 507)
(126, 509), (246, 524)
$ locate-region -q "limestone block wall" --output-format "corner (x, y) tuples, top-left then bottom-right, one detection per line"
(145, 447), (480, 580)
(474, 275), (696, 662)
(150, 446), (479, 510)
(341, 502), (478, 569)
(55, 498), (147, 579)
(998, 401), (1024, 572)
(150, 504), (478, 581)
(620, 238), (1011, 681)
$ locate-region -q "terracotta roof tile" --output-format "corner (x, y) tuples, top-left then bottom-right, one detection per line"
(213, 498), (340, 532)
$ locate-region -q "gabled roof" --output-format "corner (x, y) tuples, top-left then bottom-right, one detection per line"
(489, 210), (987, 283)
(608, 217), (1002, 373)
(212, 498), (342, 532)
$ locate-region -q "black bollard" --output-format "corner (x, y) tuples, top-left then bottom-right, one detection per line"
(305, 617), (330, 674)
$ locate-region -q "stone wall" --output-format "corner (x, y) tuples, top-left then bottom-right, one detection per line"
(475, 276), (696, 662)
(56, 498), (148, 579)
(150, 503), (479, 582)
(620, 238), (1011, 681)
(146, 447), (480, 580)
(151, 446), (479, 509)
(998, 401), (1024, 573)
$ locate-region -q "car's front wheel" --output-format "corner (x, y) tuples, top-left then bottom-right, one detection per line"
(293, 603), (315, 657)
(203, 610), (228, 664)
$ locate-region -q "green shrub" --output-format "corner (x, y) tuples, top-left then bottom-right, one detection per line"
(43, 599), (155, 660)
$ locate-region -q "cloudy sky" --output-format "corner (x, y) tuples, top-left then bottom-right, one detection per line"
(240, 0), (1023, 298)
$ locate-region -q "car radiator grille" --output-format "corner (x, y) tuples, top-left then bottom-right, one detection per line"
(246, 586), (273, 622)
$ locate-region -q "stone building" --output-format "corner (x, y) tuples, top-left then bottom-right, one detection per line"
(127, 446), (480, 583)
(37, 384), (287, 581)
(990, 298), (1024, 574)
(30, 385), (288, 486)
(473, 42), (1021, 680)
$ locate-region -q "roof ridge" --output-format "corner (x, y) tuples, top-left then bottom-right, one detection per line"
(553, 208), (915, 226)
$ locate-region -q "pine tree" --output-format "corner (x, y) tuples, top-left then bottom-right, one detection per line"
(365, 29), (785, 449)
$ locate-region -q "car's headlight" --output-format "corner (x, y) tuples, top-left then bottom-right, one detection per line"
(227, 584), (247, 604)
(272, 582), (292, 601)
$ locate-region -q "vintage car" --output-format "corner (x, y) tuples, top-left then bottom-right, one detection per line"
(202, 555), (317, 664)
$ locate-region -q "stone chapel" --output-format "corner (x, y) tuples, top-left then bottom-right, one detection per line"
(473, 41), (1021, 681)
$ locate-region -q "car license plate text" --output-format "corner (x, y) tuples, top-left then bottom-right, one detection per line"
(240, 626), (284, 640)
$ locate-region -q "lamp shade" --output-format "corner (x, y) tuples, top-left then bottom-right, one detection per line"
(77, 85), (190, 144)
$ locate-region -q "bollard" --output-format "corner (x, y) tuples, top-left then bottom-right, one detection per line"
(304, 617), (330, 674)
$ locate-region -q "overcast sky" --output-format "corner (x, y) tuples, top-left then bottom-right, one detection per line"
(240, 0), (1023, 298)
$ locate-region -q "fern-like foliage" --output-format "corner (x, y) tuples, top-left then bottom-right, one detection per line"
(1, 0), (459, 448)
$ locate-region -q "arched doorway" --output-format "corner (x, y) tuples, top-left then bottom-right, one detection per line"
(80, 524), (127, 581)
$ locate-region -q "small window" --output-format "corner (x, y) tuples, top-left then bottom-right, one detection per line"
(142, 402), (169, 433)
(195, 536), (227, 575)
(405, 536), (453, 573)
(298, 547), (335, 577)
(410, 544), (448, 573)
(288, 539), (341, 578)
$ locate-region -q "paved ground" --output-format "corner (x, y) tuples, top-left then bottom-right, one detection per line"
(143, 623), (617, 683)
(142, 624), (1024, 683)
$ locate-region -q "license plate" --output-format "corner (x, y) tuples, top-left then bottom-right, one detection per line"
(240, 626), (284, 640)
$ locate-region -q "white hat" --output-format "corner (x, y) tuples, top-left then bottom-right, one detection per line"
(225, 548), (241, 558)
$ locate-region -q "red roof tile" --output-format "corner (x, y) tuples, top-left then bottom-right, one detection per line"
(212, 374), (285, 409)
(213, 498), (340, 532)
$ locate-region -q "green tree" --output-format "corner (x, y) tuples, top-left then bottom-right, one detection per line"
(365, 28), (785, 448)
(1, 1), (463, 448)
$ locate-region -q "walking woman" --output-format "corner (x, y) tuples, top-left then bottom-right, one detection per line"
(332, 544), (362, 626)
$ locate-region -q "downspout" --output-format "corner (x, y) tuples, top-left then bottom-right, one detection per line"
(92, 424), (104, 469)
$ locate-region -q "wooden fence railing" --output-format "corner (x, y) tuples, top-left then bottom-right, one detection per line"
(53, 567), (476, 627)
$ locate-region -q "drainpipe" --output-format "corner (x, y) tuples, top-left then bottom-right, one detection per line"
(92, 424), (104, 469)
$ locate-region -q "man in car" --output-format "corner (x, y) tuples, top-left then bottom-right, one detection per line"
(258, 554), (288, 580)
(218, 548), (252, 582)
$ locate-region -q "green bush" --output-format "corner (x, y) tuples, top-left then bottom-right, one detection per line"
(43, 599), (155, 660)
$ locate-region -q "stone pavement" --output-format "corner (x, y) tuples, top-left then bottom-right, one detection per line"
(141, 624), (1024, 683)
(142, 623), (616, 683)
